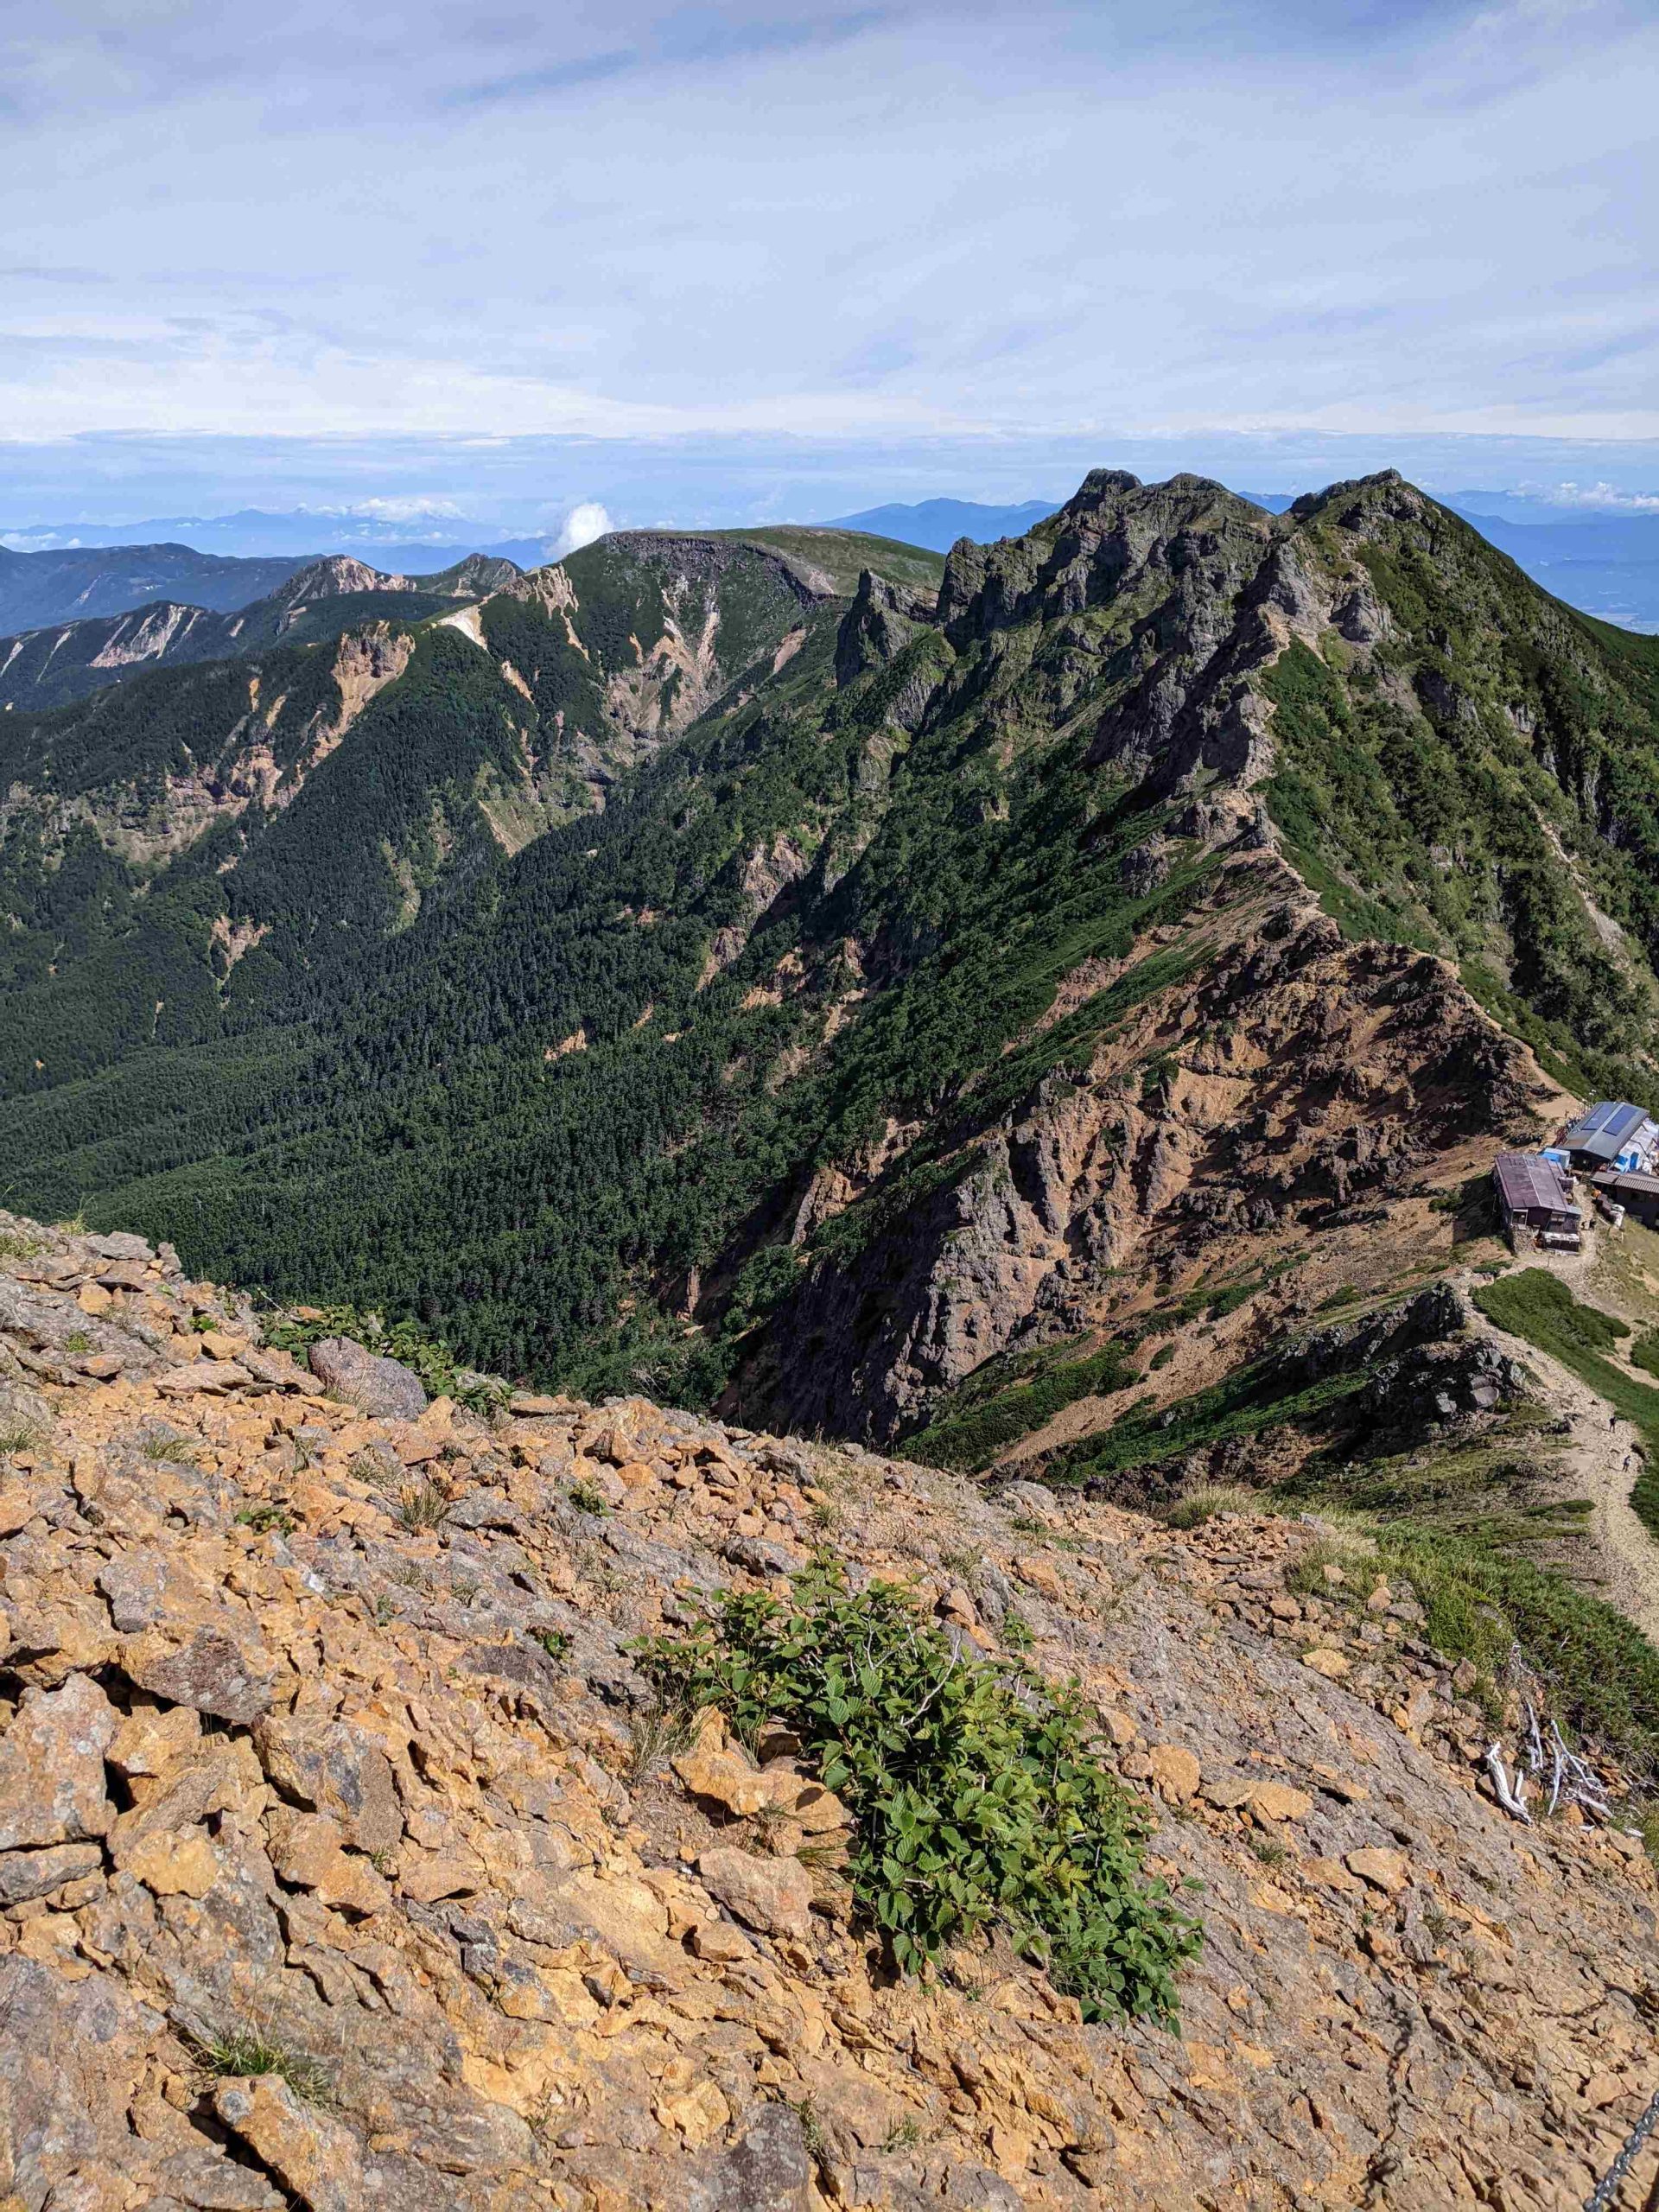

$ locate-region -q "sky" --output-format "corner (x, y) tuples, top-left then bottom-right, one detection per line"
(3, 0), (1657, 539)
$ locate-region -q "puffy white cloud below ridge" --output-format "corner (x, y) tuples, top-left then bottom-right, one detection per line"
(0, 0), (1654, 518)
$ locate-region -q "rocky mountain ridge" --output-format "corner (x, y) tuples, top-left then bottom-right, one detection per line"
(3, 1209), (1659, 2211)
(0, 552), (524, 715)
(2, 468), (1657, 1481)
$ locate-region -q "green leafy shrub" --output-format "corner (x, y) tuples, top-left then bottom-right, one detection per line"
(265, 1303), (508, 1416)
(234, 1503), (296, 1536)
(637, 1560), (1200, 2024)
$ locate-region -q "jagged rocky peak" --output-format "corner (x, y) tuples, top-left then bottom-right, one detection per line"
(833, 566), (938, 686)
(936, 467), (1276, 644)
(274, 552), (399, 601)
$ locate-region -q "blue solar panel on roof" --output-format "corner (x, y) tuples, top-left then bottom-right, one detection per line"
(1563, 1101), (1648, 1151)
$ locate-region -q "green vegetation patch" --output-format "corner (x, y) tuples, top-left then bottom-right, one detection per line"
(1474, 1268), (1659, 1537)
(639, 1560), (1199, 2024)
(900, 1337), (1141, 1474)
(1046, 1358), (1366, 1489)
(1342, 1522), (1659, 1770)
(264, 1304), (506, 1416)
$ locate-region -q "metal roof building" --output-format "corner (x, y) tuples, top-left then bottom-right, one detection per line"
(1494, 1154), (1580, 1229)
(1591, 1166), (1659, 1227)
(1560, 1101), (1659, 1168)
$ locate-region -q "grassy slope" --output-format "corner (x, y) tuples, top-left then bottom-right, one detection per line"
(712, 526), (946, 596)
(1262, 498), (1659, 1104)
(1472, 1269), (1659, 1535)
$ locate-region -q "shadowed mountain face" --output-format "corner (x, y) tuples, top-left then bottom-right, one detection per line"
(2, 471), (1657, 1456)
(0, 541), (314, 632)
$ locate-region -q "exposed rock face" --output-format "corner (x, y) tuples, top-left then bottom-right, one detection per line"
(743, 868), (1547, 1444)
(834, 569), (938, 690)
(0, 1213), (1656, 2209)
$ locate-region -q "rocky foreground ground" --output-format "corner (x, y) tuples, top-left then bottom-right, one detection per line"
(2, 1214), (1658, 2211)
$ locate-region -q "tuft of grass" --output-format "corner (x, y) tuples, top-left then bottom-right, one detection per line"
(1163, 1483), (1257, 1529)
(140, 1431), (200, 1466)
(624, 1694), (695, 1786)
(193, 2024), (332, 2106)
(0, 1229), (48, 1260)
(567, 1477), (613, 1516)
(881, 2116), (925, 2154)
(789, 2095), (830, 2166)
(394, 1480), (451, 1531)
(0, 1418), (47, 1459)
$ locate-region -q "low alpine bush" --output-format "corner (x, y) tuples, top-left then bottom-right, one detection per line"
(638, 1560), (1200, 2025)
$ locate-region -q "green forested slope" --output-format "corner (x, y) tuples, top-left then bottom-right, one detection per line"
(3, 474), (1659, 1421)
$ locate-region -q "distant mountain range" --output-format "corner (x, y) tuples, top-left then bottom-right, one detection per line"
(0, 553), (522, 712)
(0, 542), (314, 634)
(1, 508), (556, 571)
(826, 497), (1060, 549)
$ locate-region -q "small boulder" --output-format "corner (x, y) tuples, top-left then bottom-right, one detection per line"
(0, 1674), (116, 1851)
(127, 1827), (220, 1897)
(123, 1623), (277, 1725)
(696, 1845), (815, 1939)
(1301, 1648), (1351, 1681)
(254, 1715), (403, 1854)
(308, 1336), (426, 1420)
(1249, 1782), (1313, 1824)
(693, 2100), (813, 2211)
(1345, 1846), (1410, 1895)
(213, 2075), (361, 2212)
(1147, 1744), (1202, 1802)
(85, 1232), (153, 1262)
(0, 1840), (104, 1907)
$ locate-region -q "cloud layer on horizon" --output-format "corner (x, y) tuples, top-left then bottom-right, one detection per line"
(1, 0), (1655, 493)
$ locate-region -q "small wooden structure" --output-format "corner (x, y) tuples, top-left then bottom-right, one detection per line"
(1493, 1154), (1582, 1249)
(1591, 1167), (1659, 1230)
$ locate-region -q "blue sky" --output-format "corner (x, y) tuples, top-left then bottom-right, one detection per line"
(3, 0), (1656, 534)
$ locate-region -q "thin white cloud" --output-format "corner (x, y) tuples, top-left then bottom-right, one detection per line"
(0, 0), (1654, 460)
(1524, 480), (1659, 512)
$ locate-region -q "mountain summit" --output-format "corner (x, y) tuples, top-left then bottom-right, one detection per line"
(2, 470), (1657, 1452)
